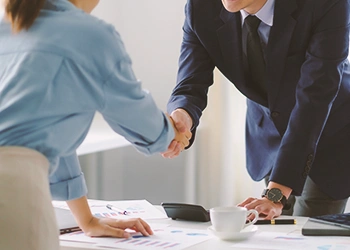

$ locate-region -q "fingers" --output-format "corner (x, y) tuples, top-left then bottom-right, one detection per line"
(161, 140), (182, 158)
(173, 128), (190, 148)
(238, 197), (283, 220)
(237, 197), (256, 207)
(114, 218), (153, 236)
(161, 110), (193, 158)
(128, 218), (153, 236)
(183, 130), (192, 140)
(100, 225), (130, 238)
(177, 133), (190, 148)
(96, 218), (153, 238)
(82, 217), (128, 238)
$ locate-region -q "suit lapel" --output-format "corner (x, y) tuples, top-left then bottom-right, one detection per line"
(266, 0), (297, 107)
(217, 8), (246, 85)
(217, 7), (269, 106)
(215, 1), (298, 107)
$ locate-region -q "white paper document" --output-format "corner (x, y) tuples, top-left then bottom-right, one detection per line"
(53, 199), (168, 220)
(232, 232), (350, 250)
(92, 199), (168, 220)
(60, 225), (213, 250)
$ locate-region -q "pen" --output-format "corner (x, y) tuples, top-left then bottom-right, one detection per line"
(254, 219), (296, 225)
(106, 204), (129, 215)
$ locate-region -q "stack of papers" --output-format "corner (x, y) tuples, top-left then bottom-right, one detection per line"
(52, 199), (168, 220)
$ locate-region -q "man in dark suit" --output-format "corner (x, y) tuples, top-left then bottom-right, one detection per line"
(162, 0), (350, 218)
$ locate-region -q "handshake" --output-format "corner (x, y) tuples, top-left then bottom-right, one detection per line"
(162, 109), (193, 159)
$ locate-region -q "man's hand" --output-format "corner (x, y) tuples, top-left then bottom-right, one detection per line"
(237, 197), (283, 220)
(237, 182), (292, 220)
(162, 109), (193, 158)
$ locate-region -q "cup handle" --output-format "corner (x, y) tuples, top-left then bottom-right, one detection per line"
(244, 209), (259, 227)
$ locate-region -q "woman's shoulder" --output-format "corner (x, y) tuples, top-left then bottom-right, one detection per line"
(45, 11), (125, 56)
(36, 10), (130, 77)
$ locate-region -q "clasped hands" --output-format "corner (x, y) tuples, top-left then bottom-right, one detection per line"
(162, 109), (193, 158)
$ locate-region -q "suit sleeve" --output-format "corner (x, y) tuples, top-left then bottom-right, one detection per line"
(167, 0), (216, 136)
(270, 0), (350, 195)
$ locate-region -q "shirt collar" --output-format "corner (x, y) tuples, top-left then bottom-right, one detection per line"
(240, 0), (275, 27)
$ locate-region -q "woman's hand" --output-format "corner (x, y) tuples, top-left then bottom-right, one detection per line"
(66, 196), (153, 238)
(82, 216), (153, 238)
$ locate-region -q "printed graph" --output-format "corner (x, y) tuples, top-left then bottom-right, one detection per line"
(114, 237), (182, 249)
(95, 227), (212, 250)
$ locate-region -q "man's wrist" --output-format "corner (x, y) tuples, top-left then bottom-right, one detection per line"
(266, 181), (292, 198)
(261, 188), (291, 210)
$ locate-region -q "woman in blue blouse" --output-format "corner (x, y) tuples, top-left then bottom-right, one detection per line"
(0, 0), (190, 249)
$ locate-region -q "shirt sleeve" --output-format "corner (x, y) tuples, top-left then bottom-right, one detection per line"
(98, 42), (175, 155)
(49, 153), (87, 201)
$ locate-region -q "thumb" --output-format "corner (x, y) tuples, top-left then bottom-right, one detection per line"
(171, 109), (192, 132)
(166, 113), (186, 133)
(174, 120), (187, 133)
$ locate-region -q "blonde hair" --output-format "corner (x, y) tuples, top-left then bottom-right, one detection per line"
(5, 0), (45, 32)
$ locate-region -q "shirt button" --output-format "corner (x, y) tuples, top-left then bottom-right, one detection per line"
(271, 112), (280, 118)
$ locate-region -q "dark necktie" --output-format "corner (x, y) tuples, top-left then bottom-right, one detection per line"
(245, 15), (266, 97)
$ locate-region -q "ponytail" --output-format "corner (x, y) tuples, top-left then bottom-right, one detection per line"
(5, 0), (45, 32)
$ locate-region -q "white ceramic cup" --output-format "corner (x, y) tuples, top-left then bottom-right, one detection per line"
(209, 206), (259, 232)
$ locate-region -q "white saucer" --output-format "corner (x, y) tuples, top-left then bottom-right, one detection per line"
(207, 225), (258, 241)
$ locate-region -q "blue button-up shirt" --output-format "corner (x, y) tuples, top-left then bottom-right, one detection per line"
(0, 0), (174, 200)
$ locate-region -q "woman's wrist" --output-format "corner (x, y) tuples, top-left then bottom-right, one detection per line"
(66, 196), (94, 230)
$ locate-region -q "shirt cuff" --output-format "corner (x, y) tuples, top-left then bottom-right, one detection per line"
(133, 113), (175, 155)
(50, 172), (88, 201)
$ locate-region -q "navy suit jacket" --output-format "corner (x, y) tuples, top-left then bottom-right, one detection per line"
(167, 0), (350, 199)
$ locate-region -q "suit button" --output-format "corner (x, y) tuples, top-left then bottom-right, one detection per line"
(305, 165), (311, 172)
(306, 160), (312, 166)
(271, 112), (280, 118)
(307, 154), (313, 160)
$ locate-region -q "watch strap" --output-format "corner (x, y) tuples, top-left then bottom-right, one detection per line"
(261, 188), (269, 197)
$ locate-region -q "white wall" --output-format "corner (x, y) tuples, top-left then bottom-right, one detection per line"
(92, 0), (186, 108)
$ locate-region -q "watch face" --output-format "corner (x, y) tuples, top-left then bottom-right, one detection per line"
(267, 188), (283, 202)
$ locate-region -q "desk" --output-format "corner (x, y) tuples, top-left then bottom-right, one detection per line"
(60, 210), (309, 250)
